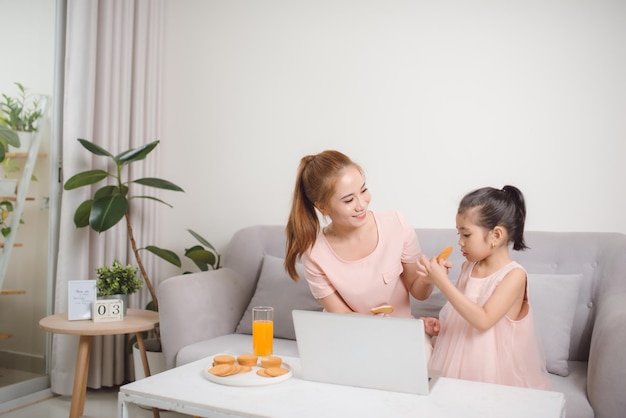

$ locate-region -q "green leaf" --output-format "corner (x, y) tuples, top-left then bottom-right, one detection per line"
(0, 125), (19, 147)
(77, 138), (114, 158)
(131, 195), (174, 208)
(2, 158), (20, 176)
(64, 170), (110, 190)
(132, 177), (184, 192)
(95, 259), (142, 296)
(89, 194), (128, 232)
(185, 246), (217, 271)
(145, 246), (182, 267)
(185, 247), (216, 263)
(188, 229), (218, 253)
(116, 141), (159, 165)
(0, 201), (13, 211)
(73, 200), (93, 228)
(94, 185), (126, 200)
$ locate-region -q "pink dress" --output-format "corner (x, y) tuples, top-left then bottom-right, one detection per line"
(301, 211), (420, 318)
(430, 261), (552, 390)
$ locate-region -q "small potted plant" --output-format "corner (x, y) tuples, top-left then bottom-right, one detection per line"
(0, 82), (43, 152)
(95, 259), (143, 316)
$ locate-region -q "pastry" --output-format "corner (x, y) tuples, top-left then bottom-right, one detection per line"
(212, 355), (236, 366)
(370, 304), (394, 315)
(237, 354), (258, 367)
(208, 364), (236, 376)
(260, 355), (282, 368)
(264, 367), (290, 377)
(436, 246), (453, 261)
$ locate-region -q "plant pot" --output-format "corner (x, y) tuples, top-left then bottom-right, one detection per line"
(0, 179), (17, 196)
(132, 339), (165, 380)
(102, 294), (129, 316)
(11, 131), (32, 153)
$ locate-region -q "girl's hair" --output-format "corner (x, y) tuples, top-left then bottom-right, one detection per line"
(285, 150), (363, 280)
(458, 185), (529, 251)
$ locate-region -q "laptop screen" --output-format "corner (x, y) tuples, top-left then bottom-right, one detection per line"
(292, 310), (431, 395)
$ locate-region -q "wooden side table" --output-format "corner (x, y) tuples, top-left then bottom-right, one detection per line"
(39, 308), (160, 418)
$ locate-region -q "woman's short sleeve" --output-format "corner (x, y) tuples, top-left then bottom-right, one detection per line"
(395, 211), (421, 263)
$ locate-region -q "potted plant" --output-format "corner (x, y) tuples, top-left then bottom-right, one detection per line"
(95, 259), (143, 316)
(0, 82), (42, 153)
(63, 139), (182, 314)
(0, 151), (41, 250)
(64, 138), (222, 382)
(64, 139), (190, 349)
(0, 127), (21, 240)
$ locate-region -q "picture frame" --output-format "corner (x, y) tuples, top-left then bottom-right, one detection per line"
(68, 280), (97, 320)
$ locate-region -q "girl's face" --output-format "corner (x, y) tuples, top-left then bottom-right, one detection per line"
(323, 166), (371, 228)
(455, 210), (493, 262)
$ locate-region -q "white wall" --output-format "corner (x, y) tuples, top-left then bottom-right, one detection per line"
(0, 0), (56, 96)
(159, 0), (626, 274)
(1, 1), (624, 311)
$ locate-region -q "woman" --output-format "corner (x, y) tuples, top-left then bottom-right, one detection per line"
(285, 150), (433, 317)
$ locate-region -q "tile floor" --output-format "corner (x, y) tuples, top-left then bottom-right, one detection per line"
(0, 369), (42, 388)
(0, 386), (189, 418)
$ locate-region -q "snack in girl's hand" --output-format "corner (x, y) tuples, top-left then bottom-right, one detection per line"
(436, 246), (453, 261)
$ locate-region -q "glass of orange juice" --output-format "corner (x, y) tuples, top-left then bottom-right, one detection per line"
(252, 306), (274, 356)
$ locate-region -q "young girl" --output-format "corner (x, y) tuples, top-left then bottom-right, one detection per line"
(285, 150), (434, 317)
(417, 185), (551, 389)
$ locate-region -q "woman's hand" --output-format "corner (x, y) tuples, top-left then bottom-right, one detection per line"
(420, 316), (440, 336)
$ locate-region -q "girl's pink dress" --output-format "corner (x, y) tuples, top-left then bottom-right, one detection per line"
(430, 261), (552, 390)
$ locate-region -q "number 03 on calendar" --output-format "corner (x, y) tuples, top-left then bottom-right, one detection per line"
(92, 299), (124, 322)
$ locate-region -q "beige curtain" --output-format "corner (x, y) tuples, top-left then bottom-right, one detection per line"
(52, 0), (163, 395)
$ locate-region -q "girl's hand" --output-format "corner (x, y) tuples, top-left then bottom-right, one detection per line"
(421, 316), (440, 336)
(417, 255), (450, 287)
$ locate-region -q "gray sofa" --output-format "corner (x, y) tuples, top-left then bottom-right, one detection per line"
(159, 225), (626, 418)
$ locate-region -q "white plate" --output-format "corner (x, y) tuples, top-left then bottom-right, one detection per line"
(202, 355), (293, 387)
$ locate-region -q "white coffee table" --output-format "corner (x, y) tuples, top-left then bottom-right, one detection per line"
(118, 355), (565, 418)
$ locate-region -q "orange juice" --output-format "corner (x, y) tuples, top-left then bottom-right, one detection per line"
(253, 320), (273, 356)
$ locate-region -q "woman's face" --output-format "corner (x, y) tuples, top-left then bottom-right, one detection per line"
(323, 166), (371, 228)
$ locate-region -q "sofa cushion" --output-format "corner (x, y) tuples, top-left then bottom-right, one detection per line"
(548, 361), (593, 418)
(528, 273), (583, 377)
(236, 255), (323, 340)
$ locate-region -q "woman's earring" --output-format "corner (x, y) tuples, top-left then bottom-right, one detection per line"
(491, 241), (496, 248)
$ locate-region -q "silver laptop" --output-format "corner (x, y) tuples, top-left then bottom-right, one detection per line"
(292, 309), (432, 395)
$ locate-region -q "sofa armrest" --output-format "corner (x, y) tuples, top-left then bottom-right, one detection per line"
(159, 268), (251, 369)
(587, 292), (626, 418)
